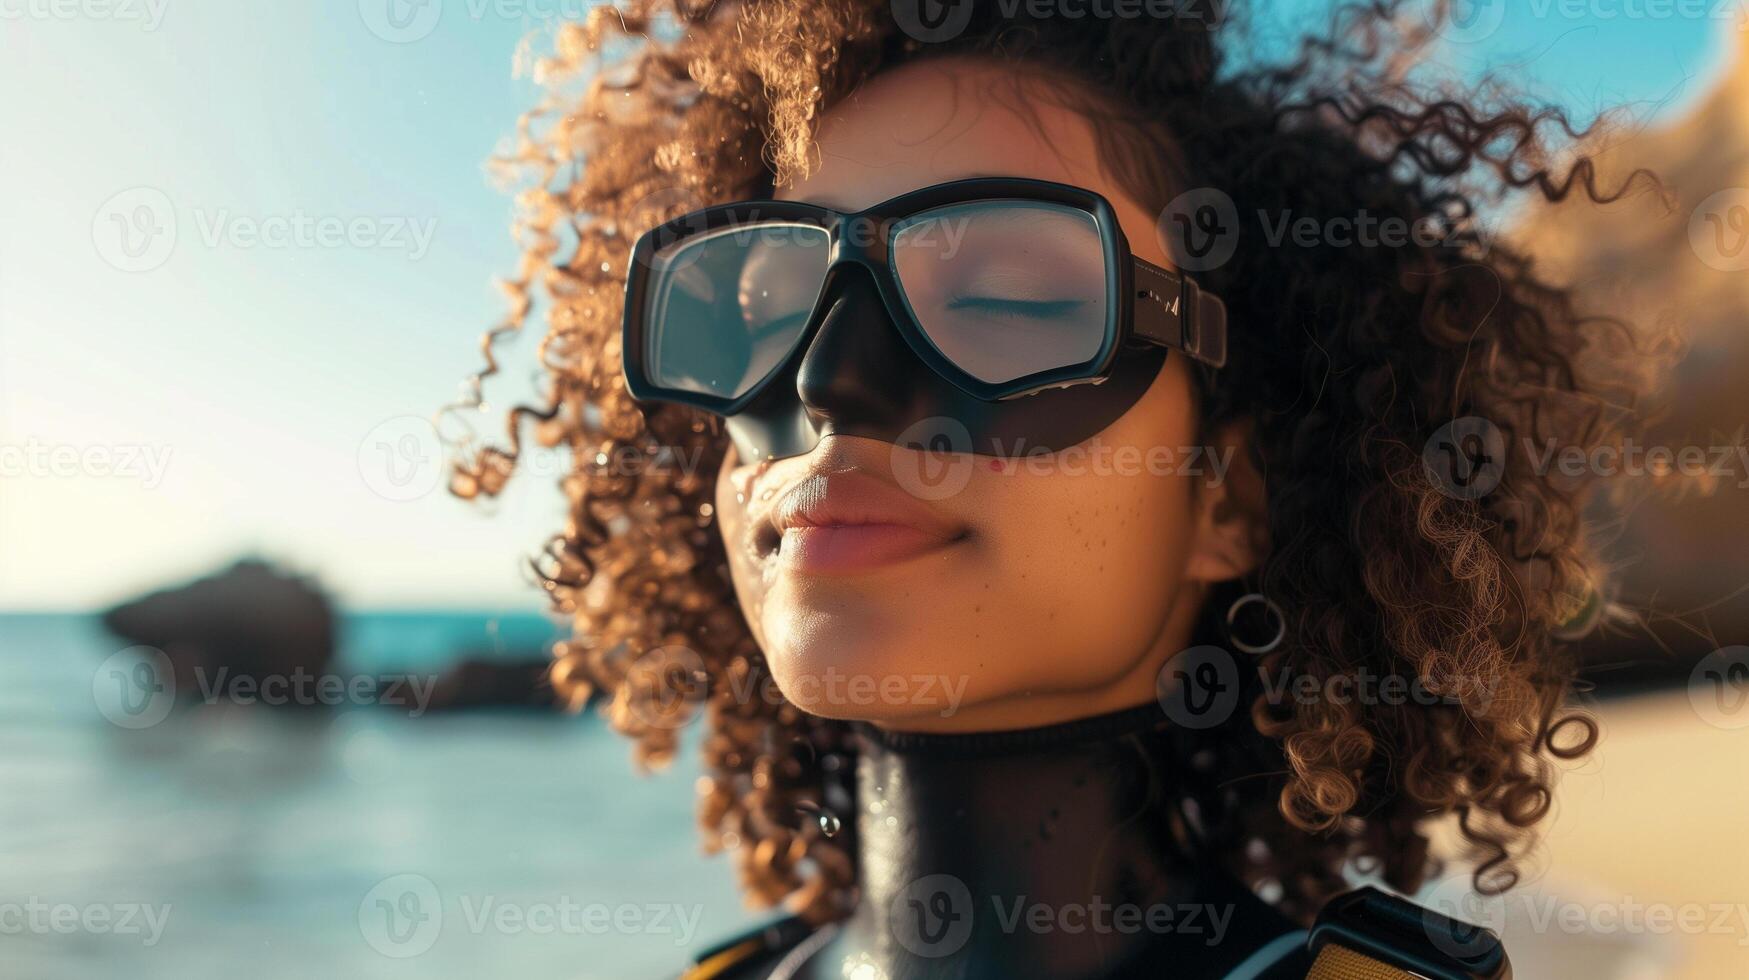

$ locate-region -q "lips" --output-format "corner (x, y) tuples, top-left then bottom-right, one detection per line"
(762, 469), (967, 574)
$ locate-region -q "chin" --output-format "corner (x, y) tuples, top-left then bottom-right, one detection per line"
(761, 600), (977, 724)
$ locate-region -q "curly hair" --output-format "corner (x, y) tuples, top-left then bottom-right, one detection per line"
(448, 0), (1677, 925)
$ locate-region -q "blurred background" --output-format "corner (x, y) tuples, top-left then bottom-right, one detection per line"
(3, 2), (1748, 977)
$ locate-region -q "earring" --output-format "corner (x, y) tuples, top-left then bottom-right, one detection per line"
(1225, 593), (1286, 655)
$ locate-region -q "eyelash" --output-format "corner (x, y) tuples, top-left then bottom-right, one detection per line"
(945, 296), (1084, 319)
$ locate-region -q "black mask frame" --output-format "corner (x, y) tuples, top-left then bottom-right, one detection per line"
(622, 177), (1227, 411)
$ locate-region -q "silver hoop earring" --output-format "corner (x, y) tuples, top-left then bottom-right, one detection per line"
(1225, 593), (1286, 655)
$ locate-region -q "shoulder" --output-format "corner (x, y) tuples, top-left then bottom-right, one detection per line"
(676, 915), (817, 980)
(673, 887), (1511, 980)
(1304, 886), (1512, 980)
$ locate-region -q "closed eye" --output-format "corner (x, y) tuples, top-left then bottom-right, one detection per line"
(944, 296), (1086, 319)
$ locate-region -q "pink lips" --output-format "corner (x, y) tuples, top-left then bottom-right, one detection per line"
(767, 470), (966, 574)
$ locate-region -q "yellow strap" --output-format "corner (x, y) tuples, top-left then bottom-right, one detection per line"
(1306, 942), (1420, 980)
(678, 936), (765, 980)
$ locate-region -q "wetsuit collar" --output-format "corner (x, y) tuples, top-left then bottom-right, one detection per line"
(798, 703), (1303, 979)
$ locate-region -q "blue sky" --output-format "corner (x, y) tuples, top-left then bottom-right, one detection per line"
(0, 1), (1739, 610)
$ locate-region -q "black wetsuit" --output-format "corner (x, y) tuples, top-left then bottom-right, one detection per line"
(696, 703), (1311, 979)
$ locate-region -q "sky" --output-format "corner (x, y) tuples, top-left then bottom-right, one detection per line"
(0, 1), (1740, 611)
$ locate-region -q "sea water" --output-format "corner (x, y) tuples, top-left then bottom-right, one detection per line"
(0, 613), (758, 979)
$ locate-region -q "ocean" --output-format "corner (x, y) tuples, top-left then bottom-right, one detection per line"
(0, 613), (760, 979)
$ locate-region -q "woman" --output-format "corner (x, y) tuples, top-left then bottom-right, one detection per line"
(452, 1), (1670, 976)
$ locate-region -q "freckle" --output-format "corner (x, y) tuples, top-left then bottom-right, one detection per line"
(974, 605), (981, 613)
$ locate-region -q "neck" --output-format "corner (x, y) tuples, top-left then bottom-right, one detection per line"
(815, 703), (1282, 979)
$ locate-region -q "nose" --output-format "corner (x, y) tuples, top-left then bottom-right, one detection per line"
(794, 264), (922, 430)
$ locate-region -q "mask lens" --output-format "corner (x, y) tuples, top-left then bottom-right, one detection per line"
(890, 201), (1112, 385)
(644, 222), (832, 401)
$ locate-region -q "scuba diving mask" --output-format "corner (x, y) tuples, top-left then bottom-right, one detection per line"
(621, 177), (1227, 461)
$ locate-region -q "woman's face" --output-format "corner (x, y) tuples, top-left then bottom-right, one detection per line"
(713, 58), (1259, 732)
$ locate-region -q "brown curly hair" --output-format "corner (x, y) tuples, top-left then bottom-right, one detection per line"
(448, 0), (1677, 926)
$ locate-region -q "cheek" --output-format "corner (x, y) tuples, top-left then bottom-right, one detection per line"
(968, 365), (1204, 684)
(713, 454), (768, 649)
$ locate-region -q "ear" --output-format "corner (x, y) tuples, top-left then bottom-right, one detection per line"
(1183, 420), (1268, 584)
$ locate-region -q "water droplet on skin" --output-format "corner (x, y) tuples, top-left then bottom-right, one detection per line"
(796, 800), (842, 838)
